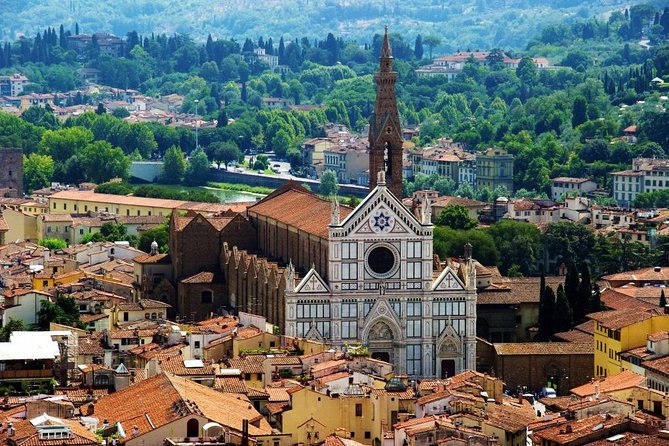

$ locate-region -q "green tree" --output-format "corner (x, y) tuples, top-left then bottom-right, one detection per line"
(434, 205), (478, 230)
(37, 294), (83, 330)
(320, 170), (339, 197)
(564, 262), (580, 312)
(39, 238), (67, 250)
(79, 141), (131, 183)
(112, 107), (130, 118)
(542, 222), (596, 266)
(422, 35), (441, 60)
(95, 182), (134, 195)
(571, 96), (588, 128)
(161, 145), (187, 184)
(184, 147), (210, 185)
(537, 284), (556, 340)
(487, 220), (541, 276)
(589, 282), (603, 313)
(0, 318), (25, 342)
(38, 127), (93, 163)
(576, 262), (591, 322)
(138, 222), (169, 254)
(23, 153), (54, 193)
(21, 106), (60, 130)
(414, 35), (424, 59)
(554, 284), (574, 332)
(208, 141), (241, 170)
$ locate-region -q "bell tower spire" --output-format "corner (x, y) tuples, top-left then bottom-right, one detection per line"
(369, 27), (404, 198)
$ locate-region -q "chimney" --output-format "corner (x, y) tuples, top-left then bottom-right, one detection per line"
(565, 425), (573, 434)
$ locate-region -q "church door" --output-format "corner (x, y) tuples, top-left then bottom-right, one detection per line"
(441, 360), (455, 379)
(371, 351), (390, 362)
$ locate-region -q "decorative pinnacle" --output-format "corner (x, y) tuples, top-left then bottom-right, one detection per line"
(381, 26), (392, 59)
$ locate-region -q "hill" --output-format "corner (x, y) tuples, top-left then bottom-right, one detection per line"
(1, 0), (658, 50)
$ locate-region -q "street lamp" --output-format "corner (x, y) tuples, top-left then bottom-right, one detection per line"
(194, 99), (199, 149)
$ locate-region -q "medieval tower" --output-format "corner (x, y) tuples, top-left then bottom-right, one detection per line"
(368, 28), (404, 198)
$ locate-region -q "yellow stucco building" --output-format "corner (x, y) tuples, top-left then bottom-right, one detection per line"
(47, 190), (238, 218)
(590, 308), (669, 378)
(281, 385), (414, 446)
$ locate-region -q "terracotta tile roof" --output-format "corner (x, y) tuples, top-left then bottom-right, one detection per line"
(40, 213), (74, 222)
(247, 183), (352, 239)
(157, 355), (216, 376)
(130, 342), (184, 360)
(430, 195), (484, 208)
(588, 308), (664, 330)
(180, 270), (222, 284)
(265, 402), (290, 415)
(133, 253), (170, 264)
(570, 370), (645, 397)
(108, 328), (157, 339)
(588, 435), (669, 446)
(92, 373), (271, 438)
(494, 342), (593, 355)
(7, 417), (99, 446)
(317, 371), (351, 384)
(311, 359), (348, 373)
(603, 267), (669, 282)
(649, 332), (669, 342)
(532, 414), (628, 444)
(173, 215), (235, 232)
(54, 387), (109, 404)
(236, 326), (263, 339)
(214, 376), (249, 394)
(264, 387), (291, 402)
(477, 276), (564, 305)
(227, 355), (265, 374)
(79, 313), (109, 323)
(77, 334), (105, 356)
(553, 329), (594, 343)
(552, 177), (592, 184)
(319, 435), (369, 446)
(600, 288), (657, 310)
(641, 355), (669, 375)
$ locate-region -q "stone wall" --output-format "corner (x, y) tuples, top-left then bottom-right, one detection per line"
(0, 148), (23, 196)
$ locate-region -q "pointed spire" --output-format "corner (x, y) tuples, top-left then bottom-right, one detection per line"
(381, 26), (392, 59)
(421, 195), (432, 225)
(285, 259), (295, 292)
(331, 195), (340, 225)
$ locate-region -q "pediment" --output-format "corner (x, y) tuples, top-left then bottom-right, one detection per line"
(333, 187), (427, 238)
(294, 268), (330, 294)
(432, 267), (465, 291)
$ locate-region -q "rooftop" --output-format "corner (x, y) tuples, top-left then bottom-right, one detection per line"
(494, 342), (593, 355)
(571, 370), (645, 397)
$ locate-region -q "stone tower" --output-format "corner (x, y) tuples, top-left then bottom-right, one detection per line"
(368, 27), (403, 198)
(0, 148), (24, 197)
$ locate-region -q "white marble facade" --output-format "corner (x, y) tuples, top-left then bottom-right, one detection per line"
(285, 174), (477, 377)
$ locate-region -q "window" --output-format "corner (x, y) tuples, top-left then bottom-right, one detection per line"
(390, 299), (401, 316)
(407, 301), (422, 317)
(341, 263), (357, 280)
(201, 290), (213, 304)
(341, 302), (357, 318)
(407, 241), (422, 258)
(407, 261), (422, 279)
(341, 321), (357, 339)
(151, 312), (157, 319)
(363, 301), (374, 317)
(137, 210), (141, 216)
(355, 404), (362, 417)
(296, 302), (330, 319)
(364, 432), (371, 439)
(407, 344), (422, 376)
(145, 313), (150, 319)
(79, 229), (84, 235)
(342, 242), (357, 259)
(194, 341), (201, 348)
(433, 301), (465, 316)
(123, 312), (129, 322)
(407, 320), (421, 337)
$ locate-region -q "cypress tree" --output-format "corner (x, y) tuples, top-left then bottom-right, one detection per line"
(589, 282), (603, 313)
(278, 36), (286, 65)
(555, 284), (573, 333)
(576, 262), (591, 320)
(564, 262), (580, 313)
(661, 290), (667, 309)
(414, 35), (424, 60)
(539, 285), (556, 340)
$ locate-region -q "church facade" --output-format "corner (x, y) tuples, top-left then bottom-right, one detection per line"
(284, 174), (477, 378)
(284, 30), (477, 378)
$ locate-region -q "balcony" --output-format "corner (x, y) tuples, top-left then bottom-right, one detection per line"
(0, 369), (54, 380)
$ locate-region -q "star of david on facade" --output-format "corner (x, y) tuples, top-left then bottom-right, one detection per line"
(372, 212), (392, 232)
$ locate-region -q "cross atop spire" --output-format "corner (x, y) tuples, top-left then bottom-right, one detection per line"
(380, 26), (393, 61)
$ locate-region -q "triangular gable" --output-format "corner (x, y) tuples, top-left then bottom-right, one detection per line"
(335, 185), (426, 237)
(304, 321), (324, 342)
(432, 266), (465, 291)
(294, 268), (330, 294)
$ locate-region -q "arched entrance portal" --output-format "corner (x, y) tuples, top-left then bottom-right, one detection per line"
(367, 320), (396, 365)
